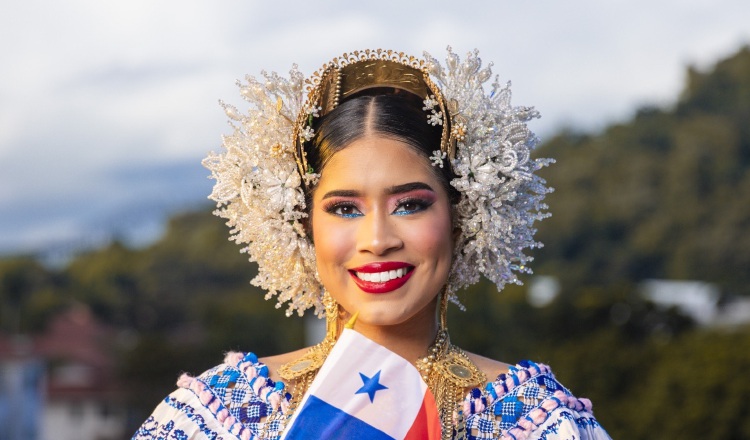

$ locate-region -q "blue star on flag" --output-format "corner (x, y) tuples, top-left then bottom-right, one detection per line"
(355, 370), (388, 403)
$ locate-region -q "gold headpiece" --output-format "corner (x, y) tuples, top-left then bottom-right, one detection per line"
(292, 50), (455, 179)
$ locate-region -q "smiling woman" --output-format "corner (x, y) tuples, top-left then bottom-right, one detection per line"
(132, 49), (612, 440)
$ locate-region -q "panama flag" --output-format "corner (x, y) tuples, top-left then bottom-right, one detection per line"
(280, 328), (441, 439)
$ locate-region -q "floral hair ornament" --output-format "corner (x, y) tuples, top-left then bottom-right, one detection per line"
(203, 47), (553, 317)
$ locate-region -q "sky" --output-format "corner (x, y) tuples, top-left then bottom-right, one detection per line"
(1, 0), (748, 256)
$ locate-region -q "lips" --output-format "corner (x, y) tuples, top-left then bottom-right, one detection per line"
(349, 261), (414, 294)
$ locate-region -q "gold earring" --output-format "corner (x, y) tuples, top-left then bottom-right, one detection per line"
(438, 287), (449, 333)
(278, 291), (338, 381)
(323, 290), (339, 342)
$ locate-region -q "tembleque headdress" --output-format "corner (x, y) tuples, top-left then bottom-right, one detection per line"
(203, 48), (553, 317)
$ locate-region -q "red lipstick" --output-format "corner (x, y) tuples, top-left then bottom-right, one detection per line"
(349, 262), (414, 294)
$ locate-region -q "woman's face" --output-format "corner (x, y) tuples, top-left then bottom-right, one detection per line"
(311, 135), (453, 327)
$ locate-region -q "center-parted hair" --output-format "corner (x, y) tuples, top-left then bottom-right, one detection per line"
(305, 91), (459, 204)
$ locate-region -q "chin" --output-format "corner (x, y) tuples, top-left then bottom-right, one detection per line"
(353, 309), (405, 327)
(353, 300), (431, 328)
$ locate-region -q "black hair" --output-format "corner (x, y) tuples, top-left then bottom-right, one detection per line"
(304, 91), (459, 204)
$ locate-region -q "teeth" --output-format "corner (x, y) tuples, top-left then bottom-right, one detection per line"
(355, 268), (408, 283)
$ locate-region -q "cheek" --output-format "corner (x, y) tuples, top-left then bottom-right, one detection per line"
(312, 214), (353, 269)
(410, 209), (454, 259)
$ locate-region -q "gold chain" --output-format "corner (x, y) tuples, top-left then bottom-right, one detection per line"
(415, 329), (485, 440)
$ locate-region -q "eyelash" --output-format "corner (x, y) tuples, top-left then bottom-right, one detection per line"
(325, 202), (362, 218)
(323, 198), (433, 218)
(392, 197), (433, 216)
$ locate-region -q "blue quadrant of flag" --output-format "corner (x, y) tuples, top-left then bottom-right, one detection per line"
(282, 395), (395, 440)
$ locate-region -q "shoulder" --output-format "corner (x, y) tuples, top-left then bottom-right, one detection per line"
(463, 360), (611, 440)
(260, 347), (311, 382)
(464, 350), (512, 380)
(133, 351), (289, 440)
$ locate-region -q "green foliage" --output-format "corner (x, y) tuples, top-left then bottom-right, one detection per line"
(536, 46), (750, 295)
(628, 330), (750, 439)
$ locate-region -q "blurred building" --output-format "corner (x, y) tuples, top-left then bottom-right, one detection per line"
(0, 305), (126, 440)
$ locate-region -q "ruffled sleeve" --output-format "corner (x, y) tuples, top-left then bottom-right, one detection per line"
(463, 360), (611, 440)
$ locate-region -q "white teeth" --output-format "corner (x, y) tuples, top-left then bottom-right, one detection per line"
(355, 268), (408, 282)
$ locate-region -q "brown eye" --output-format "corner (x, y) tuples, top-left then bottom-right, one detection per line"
(393, 199), (431, 216)
(328, 203), (363, 218)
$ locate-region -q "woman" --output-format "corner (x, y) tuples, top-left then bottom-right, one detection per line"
(133, 49), (611, 440)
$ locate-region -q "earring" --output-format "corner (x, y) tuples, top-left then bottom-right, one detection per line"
(323, 290), (339, 342)
(438, 287), (449, 333)
(278, 291), (338, 381)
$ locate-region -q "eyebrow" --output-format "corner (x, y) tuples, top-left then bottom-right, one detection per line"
(320, 182), (435, 200)
(386, 182), (435, 195)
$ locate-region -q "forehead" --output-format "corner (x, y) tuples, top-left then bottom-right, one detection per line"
(314, 136), (441, 193)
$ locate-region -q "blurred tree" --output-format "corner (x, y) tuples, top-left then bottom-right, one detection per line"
(0, 257), (62, 332)
(537, 46), (750, 295)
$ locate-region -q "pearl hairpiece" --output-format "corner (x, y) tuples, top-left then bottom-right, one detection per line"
(203, 47), (553, 317)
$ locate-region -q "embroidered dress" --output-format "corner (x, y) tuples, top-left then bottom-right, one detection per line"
(133, 354), (610, 440)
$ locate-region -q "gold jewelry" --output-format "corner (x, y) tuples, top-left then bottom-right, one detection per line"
(417, 291), (486, 440)
(278, 291), (485, 440)
(277, 291), (339, 381)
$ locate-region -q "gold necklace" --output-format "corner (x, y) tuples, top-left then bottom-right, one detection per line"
(415, 329), (486, 440)
(274, 328), (485, 440)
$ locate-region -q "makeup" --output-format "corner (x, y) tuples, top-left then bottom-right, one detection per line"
(349, 261), (414, 294)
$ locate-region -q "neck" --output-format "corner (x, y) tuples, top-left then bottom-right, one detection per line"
(335, 298), (440, 364)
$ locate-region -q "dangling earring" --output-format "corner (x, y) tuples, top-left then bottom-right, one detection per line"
(438, 287), (449, 334)
(278, 290), (339, 381)
(323, 290), (339, 342)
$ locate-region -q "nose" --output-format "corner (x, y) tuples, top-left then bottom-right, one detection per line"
(356, 210), (403, 255)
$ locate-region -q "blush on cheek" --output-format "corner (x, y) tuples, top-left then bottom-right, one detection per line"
(409, 212), (453, 256)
